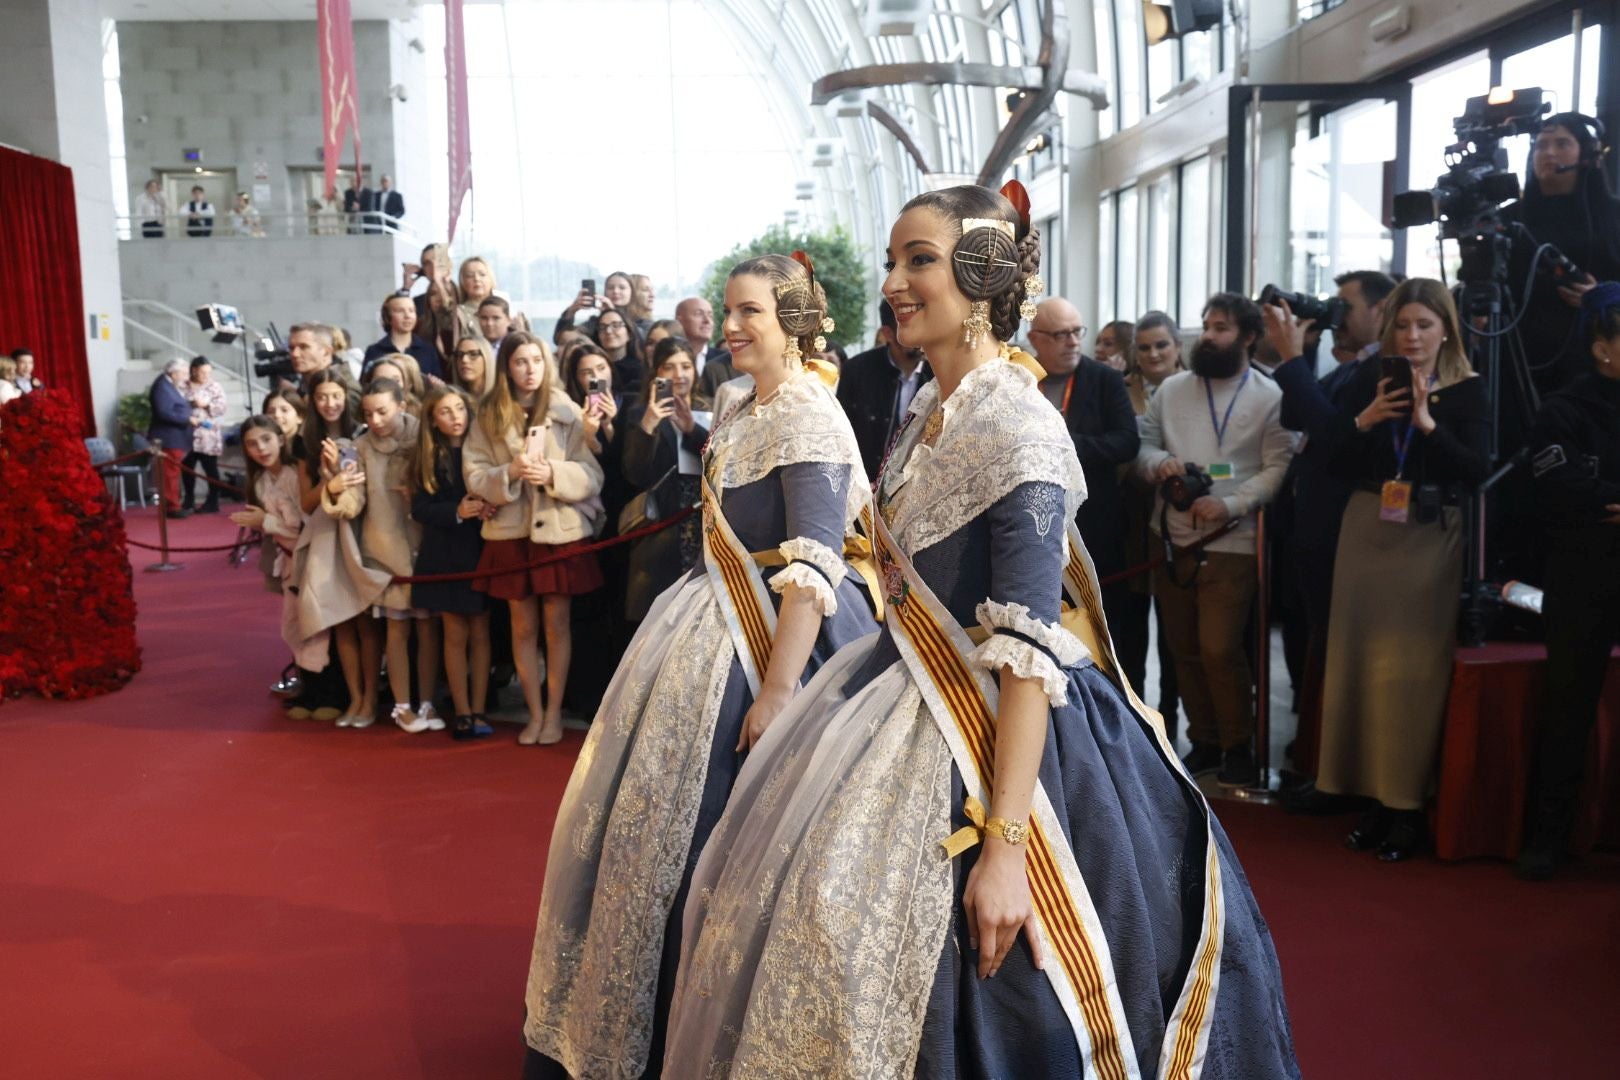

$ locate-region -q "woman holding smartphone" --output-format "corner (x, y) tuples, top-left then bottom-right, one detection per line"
(1295, 277), (1490, 862)
(464, 332), (605, 745)
(619, 336), (711, 624)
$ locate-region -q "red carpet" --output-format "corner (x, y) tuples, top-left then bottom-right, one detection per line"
(3, 509), (1617, 1079)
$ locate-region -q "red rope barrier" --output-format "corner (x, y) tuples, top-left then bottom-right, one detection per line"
(174, 459), (246, 498)
(1096, 518), (1243, 587)
(93, 448), (155, 470)
(125, 537), (263, 553)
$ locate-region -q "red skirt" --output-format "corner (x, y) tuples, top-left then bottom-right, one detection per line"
(473, 537), (604, 601)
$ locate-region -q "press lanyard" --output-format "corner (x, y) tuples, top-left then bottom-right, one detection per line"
(1060, 373), (1075, 414)
(1203, 371), (1250, 452)
(1390, 373), (1439, 480)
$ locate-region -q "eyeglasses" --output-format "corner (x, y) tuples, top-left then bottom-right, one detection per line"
(599, 322), (627, 333)
(453, 350), (484, 360)
(1033, 326), (1087, 341)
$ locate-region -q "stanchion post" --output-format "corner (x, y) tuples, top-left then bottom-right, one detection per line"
(1249, 506), (1273, 795)
(146, 451), (185, 572)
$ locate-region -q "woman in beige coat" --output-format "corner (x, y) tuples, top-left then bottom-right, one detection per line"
(323, 377), (443, 734)
(464, 332), (605, 745)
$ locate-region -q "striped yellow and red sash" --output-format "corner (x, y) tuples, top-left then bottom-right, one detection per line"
(1060, 520), (1228, 1080)
(700, 477), (776, 696)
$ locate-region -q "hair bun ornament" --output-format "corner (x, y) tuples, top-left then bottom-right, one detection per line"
(775, 250), (821, 337)
(999, 180), (1032, 238)
(952, 217), (1020, 301)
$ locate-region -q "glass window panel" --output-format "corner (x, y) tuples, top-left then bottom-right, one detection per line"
(1099, 194), (1116, 325)
(1118, 185), (1140, 320)
(1179, 156), (1211, 327)
(1116, 0), (1144, 129)
(1181, 28), (1214, 84)
(1145, 174), (1174, 312)
(1093, 0), (1116, 139)
(1147, 39), (1177, 114)
(1579, 24), (1602, 114)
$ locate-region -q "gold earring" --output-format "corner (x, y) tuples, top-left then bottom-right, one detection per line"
(821, 315), (836, 334)
(784, 337), (803, 367)
(1020, 273), (1043, 323)
(961, 300), (992, 347)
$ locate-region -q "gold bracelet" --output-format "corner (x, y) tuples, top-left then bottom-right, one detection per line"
(985, 816), (1029, 846)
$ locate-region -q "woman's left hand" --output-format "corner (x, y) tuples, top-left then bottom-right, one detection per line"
(736, 684), (793, 752)
(1410, 361), (1437, 434)
(520, 454), (553, 486)
(230, 506), (266, 529)
(671, 394), (696, 435)
(961, 841), (1044, 979)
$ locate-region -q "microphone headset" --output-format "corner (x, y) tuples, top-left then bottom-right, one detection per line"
(1540, 111), (1606, 171)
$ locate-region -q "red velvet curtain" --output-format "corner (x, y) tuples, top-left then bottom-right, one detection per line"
(0, 145), (95, 434)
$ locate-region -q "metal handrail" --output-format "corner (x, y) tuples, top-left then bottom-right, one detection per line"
(117, 211), (420, 243)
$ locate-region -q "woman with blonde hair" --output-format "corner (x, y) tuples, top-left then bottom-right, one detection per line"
(1310, 277), (1490, 861)
(450, 335), (497, 399)
(626, 272), (656, 334)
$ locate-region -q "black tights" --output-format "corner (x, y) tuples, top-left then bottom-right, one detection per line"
(180, 452), (220, 509)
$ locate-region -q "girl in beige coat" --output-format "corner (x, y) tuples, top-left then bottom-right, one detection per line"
(465, 333), (605, 745)
(324, 378), (444, 734)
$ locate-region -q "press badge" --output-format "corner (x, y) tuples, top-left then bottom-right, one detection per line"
(1207, 462), (1234, 480)
(1380, 479), (1413, 523)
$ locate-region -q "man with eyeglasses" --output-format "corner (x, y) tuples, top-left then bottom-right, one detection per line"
(1029, 297), (1140, 637)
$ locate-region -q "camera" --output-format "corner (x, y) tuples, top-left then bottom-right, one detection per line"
(1162, 463), (1214, 512)
(1391, 87), (1548, 274)
(1258, 285), (1347, 332)
(253, 324), (294, 381)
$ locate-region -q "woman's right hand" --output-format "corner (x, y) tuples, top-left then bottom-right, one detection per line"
(320, 438), (340, 478)
(326, 469), (365, 497)
(640, 397), (674, 435)
(456, 495), (484, 520)
(1356, 376), (1412, 431)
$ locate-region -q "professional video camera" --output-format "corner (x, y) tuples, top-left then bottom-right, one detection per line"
(1392, 86), (1547, 281)
(253, 323), (295, 382)
(1257, 284), (1347, 332)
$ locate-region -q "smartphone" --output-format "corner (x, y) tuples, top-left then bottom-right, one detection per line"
(338, 445), (361, 473)
(429, 243), (450, 274)
(581, 278), (596, 305)
(586, 377), (606, 395)
(654, 377), (673, 403)
(525, 424), (546, 460)
(1379, 355), (1413, 400)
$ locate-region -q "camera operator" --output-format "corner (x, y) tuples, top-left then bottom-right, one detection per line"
(1136, 293), (1295, 785)
(288, 323), (359, 397)
(1264, 271), (1396, 799)
(1516, 283), (1620, 881)
(1312, 278), (1490, 862)
(1503, 114), (1620, 399)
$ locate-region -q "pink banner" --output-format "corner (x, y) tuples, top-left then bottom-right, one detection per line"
(446, 0), (472, 242)
(318, 0), (362, 201)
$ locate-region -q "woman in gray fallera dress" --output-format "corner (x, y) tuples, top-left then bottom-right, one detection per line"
(663, 186), (1298, 1079)
(521, 255), (881, 1079)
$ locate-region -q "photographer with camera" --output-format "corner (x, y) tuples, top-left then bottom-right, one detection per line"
(1264, 272), (1396, 796)
(1136, 293), (1295, 785)
(1503, 114), (1620, 398)
(1311, 278), (1490, 862)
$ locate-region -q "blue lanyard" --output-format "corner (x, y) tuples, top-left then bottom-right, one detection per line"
(1203, 370), (1250, 452)
(1389, 373), (1439, 480)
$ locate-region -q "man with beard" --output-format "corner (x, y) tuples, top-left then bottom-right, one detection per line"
(838, 300), (931, 481)
(1136, 293), (1296, 786)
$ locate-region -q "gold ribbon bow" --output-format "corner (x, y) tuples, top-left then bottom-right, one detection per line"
(940, 795), (988, 858)
(803, 355), (839, 387)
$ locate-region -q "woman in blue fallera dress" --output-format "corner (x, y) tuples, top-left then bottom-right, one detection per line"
(664, 185), (1299, 1078)
(521, 255), (881, 1079)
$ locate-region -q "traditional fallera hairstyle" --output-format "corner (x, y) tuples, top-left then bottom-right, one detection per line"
(240, 415), (293, 510)
(898, 181), (1044, 344)
(1375, 277), (1473, 387)
(414, 382), (477, 495)
(300, 367), (360, 480)
(727, 252), (832, 360)
(480, 331), (555, 443)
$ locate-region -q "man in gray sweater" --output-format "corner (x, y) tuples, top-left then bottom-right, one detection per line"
(1135, 293), (1297, 786)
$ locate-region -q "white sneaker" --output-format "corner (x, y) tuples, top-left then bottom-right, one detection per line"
(418, 702), (446, 732)
(392, 703), (431, 733)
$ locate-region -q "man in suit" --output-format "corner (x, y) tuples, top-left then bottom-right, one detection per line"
(1264, 269), (1394, 803)
(1028, 297), (1140, 622)
(377, 174), (405, 227)
(677, 296), (736, 397)
(343, 170), (375, 234)
(837, 301), (931, 482)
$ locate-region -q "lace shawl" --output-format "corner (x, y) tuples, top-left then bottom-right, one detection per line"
(705, 369), (867, 530)
(878, 359), (1086, 555)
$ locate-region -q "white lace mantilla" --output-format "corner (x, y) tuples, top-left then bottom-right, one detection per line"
(706, 370), (867, 529)
(878, 360), (1086, 555)
(969, 600), (1087, 704)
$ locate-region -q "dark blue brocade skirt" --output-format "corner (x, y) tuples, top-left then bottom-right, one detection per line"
(917, 657), (1299, 1079)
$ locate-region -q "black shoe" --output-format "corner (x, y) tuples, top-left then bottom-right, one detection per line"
(451, 715), (478, 741)
(199, 502), (220, 514)
(169, 507), (193, 519)
(1345, 806), (1392, 851)
(1376, 813), (1428, 862)
(1181, 743), (1222, 776)
(1217, 743), (1258, 787)
(1282, 782), (1366, 816)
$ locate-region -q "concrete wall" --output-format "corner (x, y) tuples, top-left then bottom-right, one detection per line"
(0, 0), (127, 438)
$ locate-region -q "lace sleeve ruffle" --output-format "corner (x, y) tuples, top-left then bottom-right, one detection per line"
(967, 600), (1087, 705)
(768, 536), (847, 616)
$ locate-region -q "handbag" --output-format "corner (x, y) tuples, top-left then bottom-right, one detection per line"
(617, 465), (676, 535)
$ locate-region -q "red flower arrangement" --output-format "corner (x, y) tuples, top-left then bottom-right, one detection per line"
(0, 390), (142, 700)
